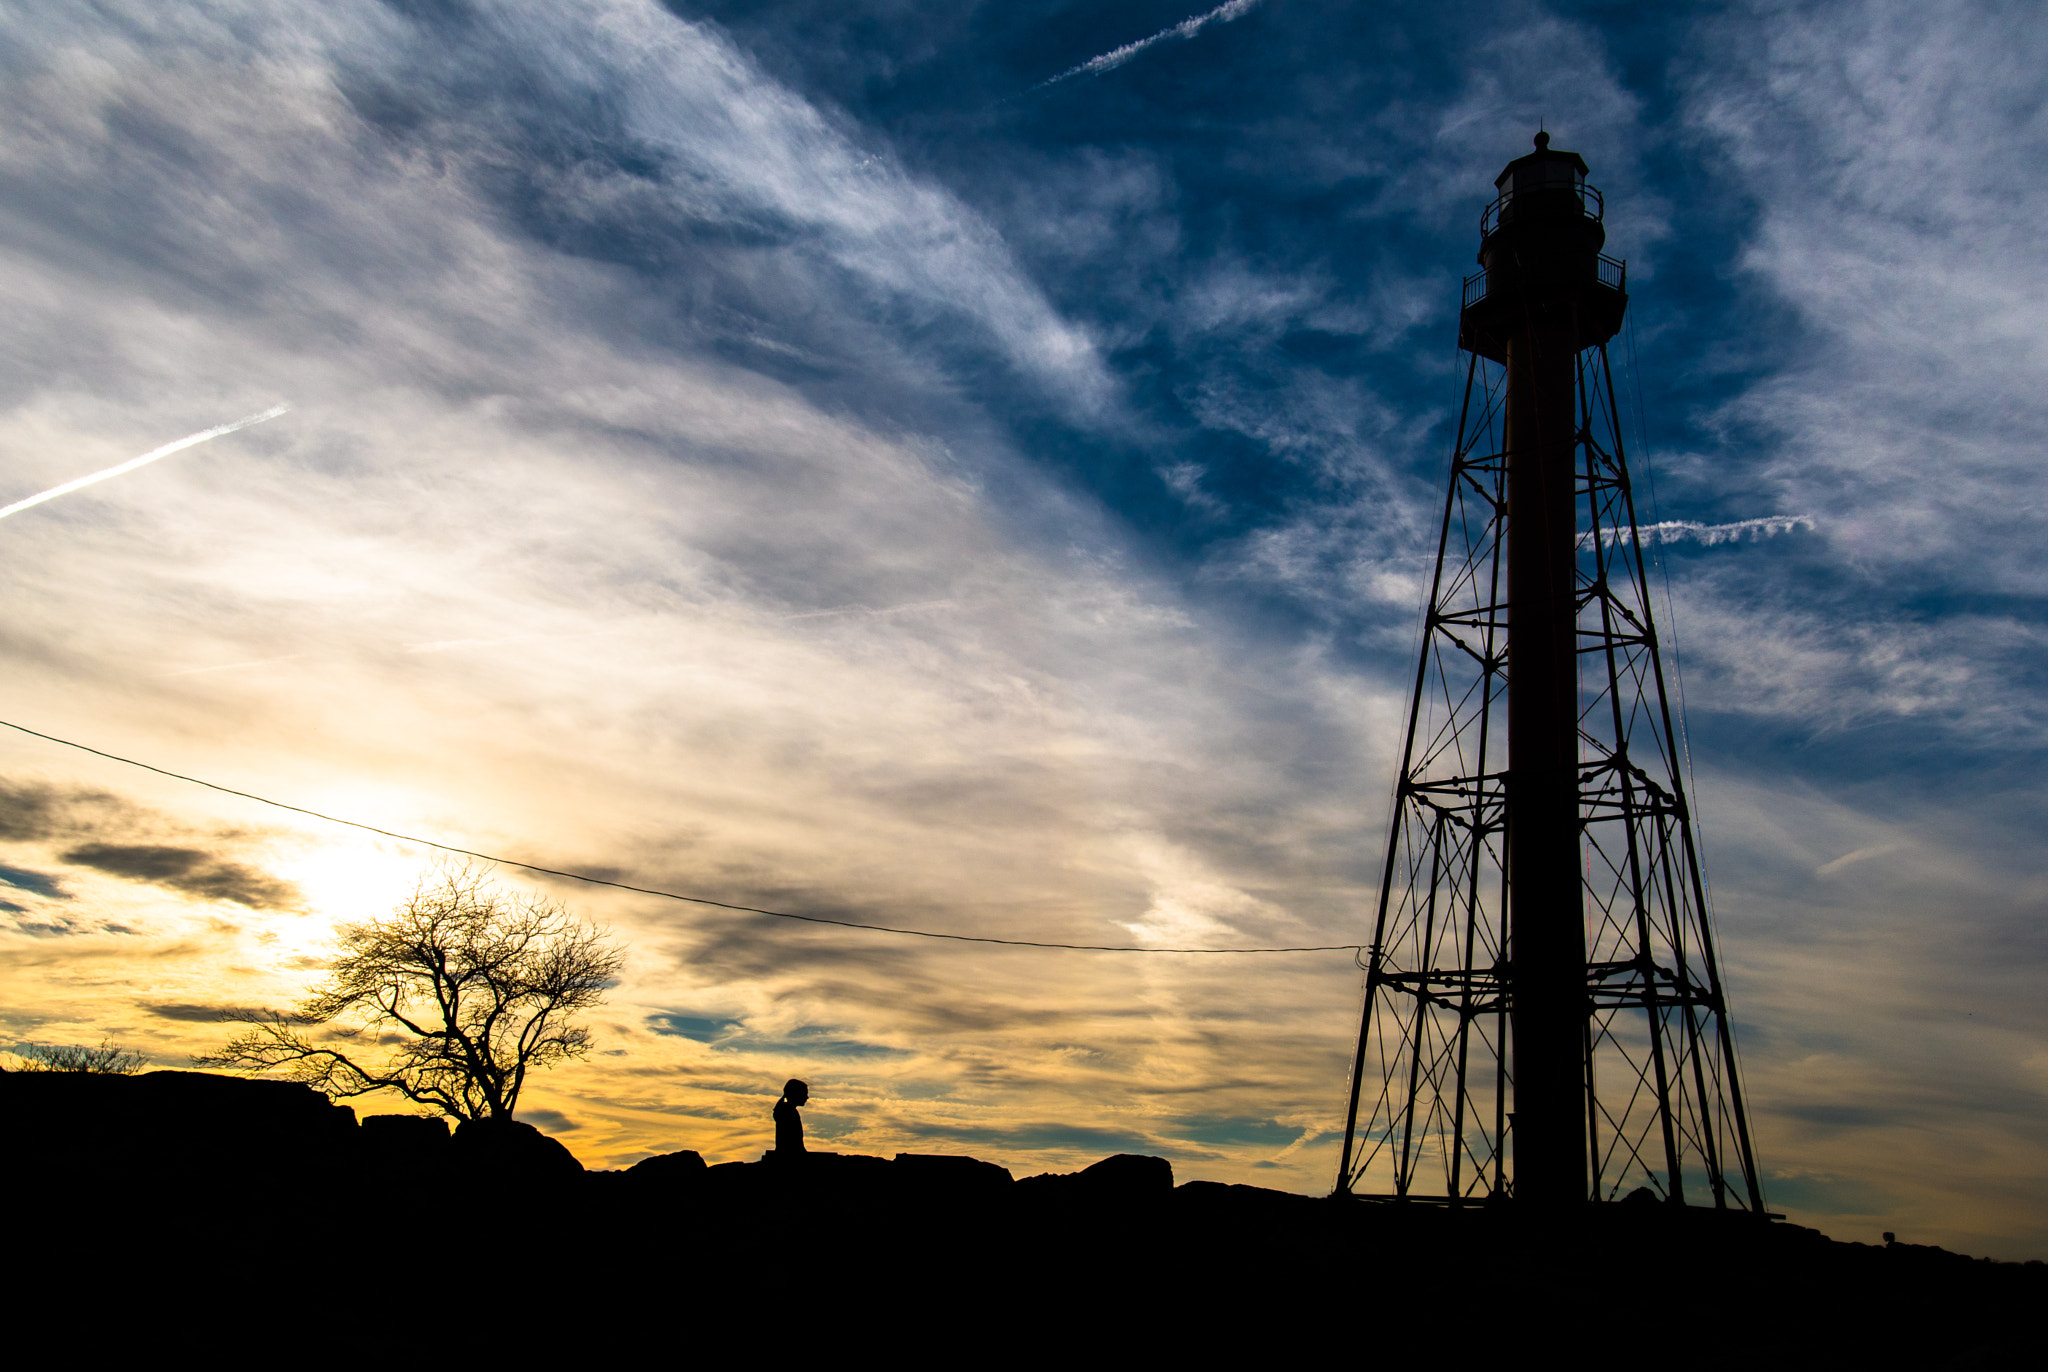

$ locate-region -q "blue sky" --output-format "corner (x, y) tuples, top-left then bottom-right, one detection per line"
(0, 0), (2043, 1257)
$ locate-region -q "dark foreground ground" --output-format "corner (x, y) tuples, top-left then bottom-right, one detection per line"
(8, 1069), (2038, 1365)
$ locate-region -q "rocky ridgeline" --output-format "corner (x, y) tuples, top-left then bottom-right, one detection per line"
(0, 1066), (1179, 1201)
(8, 1070), (2041, 1363)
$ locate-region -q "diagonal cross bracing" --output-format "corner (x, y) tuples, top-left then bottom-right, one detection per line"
(1335, 333), (1764, 1212)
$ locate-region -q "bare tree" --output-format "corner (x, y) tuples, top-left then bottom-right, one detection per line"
(13, 1040), (149, 1073)
(199, 867), (624, 1122)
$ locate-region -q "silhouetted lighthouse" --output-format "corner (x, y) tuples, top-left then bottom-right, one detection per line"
(1337, 135), (1763, 1212)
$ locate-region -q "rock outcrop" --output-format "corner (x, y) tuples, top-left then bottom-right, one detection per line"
(626, 1148), (707, 1184)
(1, 1067), (357, 1191)
(450, 1116), (584, 1181)
(1018, 1150), (1173, 1197)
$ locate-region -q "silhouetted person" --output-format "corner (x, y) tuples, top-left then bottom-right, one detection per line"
(773, 1078), (809, 1158)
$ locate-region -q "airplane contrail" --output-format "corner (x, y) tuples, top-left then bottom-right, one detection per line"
(1038, 0), (1264, 88)
(1583, 514), (1816, 550)
(0, 404), (290, 522)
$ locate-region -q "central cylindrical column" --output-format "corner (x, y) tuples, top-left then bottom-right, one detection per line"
(1504, 307), (1589, 1208)
(1451, 135), (1625, 1208)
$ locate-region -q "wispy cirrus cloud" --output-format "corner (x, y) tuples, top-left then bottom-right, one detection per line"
(0, 0), (1373, 1194)
(1686, 0), (2048, 594)
(1815, 842), (1900, 878)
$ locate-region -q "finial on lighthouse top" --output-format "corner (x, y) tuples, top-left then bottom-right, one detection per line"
(1494, 130), (1589, 194)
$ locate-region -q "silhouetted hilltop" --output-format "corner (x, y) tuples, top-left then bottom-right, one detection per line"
(8, 1069), (2038, 1365)
(3, 1067), (356, 1191)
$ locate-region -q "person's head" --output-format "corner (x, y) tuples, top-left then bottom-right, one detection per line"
(782, 1078), (810, 1107)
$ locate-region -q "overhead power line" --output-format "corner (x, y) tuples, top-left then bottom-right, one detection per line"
(0, 718), (1361, 955)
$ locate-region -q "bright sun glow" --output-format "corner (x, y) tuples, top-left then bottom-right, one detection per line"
(273, 837), (437, 924)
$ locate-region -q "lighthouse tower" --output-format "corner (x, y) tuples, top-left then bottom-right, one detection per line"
(1335, 135), (1763, 1211)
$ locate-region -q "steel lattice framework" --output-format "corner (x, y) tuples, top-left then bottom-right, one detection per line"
(1334, 336), (1766, 1210)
